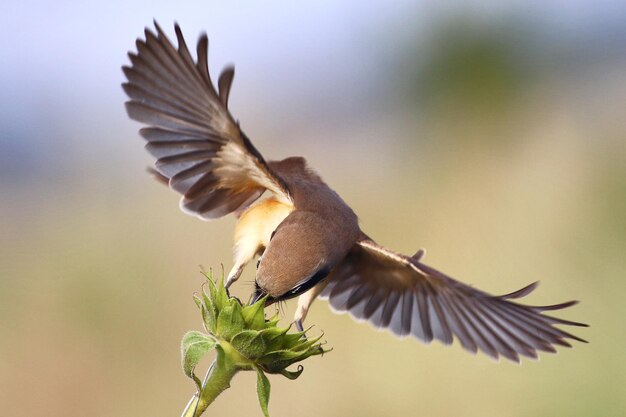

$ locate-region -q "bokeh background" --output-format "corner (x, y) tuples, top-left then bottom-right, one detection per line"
(1, 1), (625, 416)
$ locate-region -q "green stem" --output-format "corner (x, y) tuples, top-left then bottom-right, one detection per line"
(180, 345), (241, 417)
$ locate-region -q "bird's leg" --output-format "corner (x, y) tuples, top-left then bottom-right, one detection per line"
(226, 239), (262, 289)
(294, 280), (329, 334)
(225, 262), (245, 289)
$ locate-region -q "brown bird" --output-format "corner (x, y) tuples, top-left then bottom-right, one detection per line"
(123, 22), (587, 363)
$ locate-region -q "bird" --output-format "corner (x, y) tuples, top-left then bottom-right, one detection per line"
(122, 22), (587, 363)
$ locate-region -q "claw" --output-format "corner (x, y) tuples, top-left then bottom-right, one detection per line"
(225, 263), (244, 289)
(295, 319), (304, 333)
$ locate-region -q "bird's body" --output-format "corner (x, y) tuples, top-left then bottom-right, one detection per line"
(227, 156), (360, 300)
(257, 157), (360, 299)
(123, 22), (587, 363)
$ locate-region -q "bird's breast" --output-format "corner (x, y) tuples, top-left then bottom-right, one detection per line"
(233, 198), (294, 259)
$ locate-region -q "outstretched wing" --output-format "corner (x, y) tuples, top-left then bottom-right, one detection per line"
(122, 22), (291, 220)
(319, 238), (587, 363)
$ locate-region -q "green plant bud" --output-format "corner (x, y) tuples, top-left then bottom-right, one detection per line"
(180, 271), (328, 417)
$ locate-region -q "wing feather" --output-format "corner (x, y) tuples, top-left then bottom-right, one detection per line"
(123, 22), (291, 220)
(320, 238), (587, 362)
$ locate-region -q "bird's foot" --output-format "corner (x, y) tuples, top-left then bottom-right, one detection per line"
(225, 264), (244, 289)
(295, 319), (304, 333)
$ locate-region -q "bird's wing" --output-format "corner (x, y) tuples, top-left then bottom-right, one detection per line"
(319, 238), (587, 362)
(123, 22), (291, 220)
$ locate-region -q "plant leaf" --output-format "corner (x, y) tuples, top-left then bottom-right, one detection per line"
(181, 331), (217, 390)
(264, 313), (281, 328)
(258, 326), (290, 351)
(291, 333), (324, 352)
(279, 365), (304, 380)
(230, 330), (266, 359)
(200, 293), (218, 333)
(256, 368), (271, 417)
(193, 294), (203, 311)
(258, 347), (324, 373)
(278, 331), (308, 348)
(204, 276), (222, 309)
(241, 296), (266, 330)
(215, 277), (229, 311)
(216, 303), (245, 341)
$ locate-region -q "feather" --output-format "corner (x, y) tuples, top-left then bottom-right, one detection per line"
(320, 239), (587, 362)
(123, 22), (292, 220)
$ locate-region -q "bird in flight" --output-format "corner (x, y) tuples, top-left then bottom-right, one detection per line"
(122, 22), (587, 363)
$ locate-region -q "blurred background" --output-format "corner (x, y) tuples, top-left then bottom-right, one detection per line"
(1, 1), (624, 416)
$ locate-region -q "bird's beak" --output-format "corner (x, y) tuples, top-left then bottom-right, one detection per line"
(250, 287), (277, 306)
(250, 288), (265, 304)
